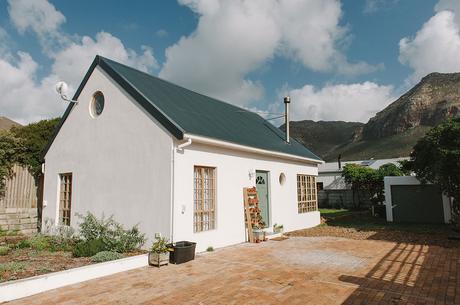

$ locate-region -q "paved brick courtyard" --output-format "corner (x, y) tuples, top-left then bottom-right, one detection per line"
(7, 236), (460, 305)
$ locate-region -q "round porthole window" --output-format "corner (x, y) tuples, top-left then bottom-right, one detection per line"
(90, 91), (105, 118)
(279, 173), (286, 185)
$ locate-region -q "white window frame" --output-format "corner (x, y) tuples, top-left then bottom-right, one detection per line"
(297, 174), (318, 213)
(193, 166), (217, 232)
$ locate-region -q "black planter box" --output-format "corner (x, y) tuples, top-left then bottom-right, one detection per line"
(169, 241), (196, 264)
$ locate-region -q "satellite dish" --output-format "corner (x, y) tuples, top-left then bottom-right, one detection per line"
(55, 81), (78, 104)
(55, 81), (68, 97)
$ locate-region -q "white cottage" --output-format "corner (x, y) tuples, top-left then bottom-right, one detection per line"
(42, 56), (323, 251)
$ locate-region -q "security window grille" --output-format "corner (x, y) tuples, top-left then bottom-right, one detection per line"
(297, 174), (318, 213)
(59, 173), (72, 226)
(194, 166), (216, 232)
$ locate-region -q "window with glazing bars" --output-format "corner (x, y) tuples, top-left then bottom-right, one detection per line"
(194, 166), (216, 232)
(297, 174), (318, 213)
(59, 173), (72, 226)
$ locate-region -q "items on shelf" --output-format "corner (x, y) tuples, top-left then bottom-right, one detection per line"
(243, 187), (266, 243)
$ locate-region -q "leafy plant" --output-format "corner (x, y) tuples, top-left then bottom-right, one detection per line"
(206, 246), (214, 252)
(0, 118), (60, 195)
(41, 219), (80, 251)
(91, 251), (123, 263)
(342, 163), (404, 207)
(10, 118), (60, 179)
(0, 261), (26, 273)
(77, 212), (146, 253)
(28, 235), (51, 251)
(72, 238), (105, 257)
(150, 237), (173, 254)
(0, 246), (10, 256)
(16, 239), (31, 249)
(273, 223), (284, 233)
(0, 130), (24, 195)
(404, 117), (460, 223)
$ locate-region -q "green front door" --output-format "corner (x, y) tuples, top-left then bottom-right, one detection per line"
(255, 171), (270, 228)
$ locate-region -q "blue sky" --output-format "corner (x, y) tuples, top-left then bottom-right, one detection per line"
(1, 0), (458, 124)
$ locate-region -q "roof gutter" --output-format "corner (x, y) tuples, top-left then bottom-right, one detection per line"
(184, 133), (324, 165)
(177, 138), (192, 151)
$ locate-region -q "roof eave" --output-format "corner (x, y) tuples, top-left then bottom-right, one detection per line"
(183, 133), (324, 165)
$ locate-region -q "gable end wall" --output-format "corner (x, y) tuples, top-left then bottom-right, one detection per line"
(43, 67), (173, 244)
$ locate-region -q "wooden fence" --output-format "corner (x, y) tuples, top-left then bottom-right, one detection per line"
(0, 164), (39, 234)
(0, 164), (37, 209)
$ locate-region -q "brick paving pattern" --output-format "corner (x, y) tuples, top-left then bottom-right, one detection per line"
(6, 237), (460, 305)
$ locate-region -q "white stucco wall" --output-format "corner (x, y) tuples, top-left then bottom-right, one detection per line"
(173, 142), (320, 252)
(317, 172), (349, 190)
(43, 67), (173, 245)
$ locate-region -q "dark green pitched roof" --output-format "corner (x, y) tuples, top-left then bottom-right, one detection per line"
(43, 56), (322, 162)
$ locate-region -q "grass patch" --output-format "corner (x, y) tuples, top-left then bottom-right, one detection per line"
(0, 261), (27, 273)
(0, 229), (19, 237)
(319, 208), (355, 220)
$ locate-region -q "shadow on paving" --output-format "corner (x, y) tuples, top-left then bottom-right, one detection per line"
(338, 241), (460, 305)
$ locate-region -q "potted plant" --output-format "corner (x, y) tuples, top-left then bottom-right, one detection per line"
(273, 223), (284, 234)
(252, 215), (266, 241)
(252, 224), (264, 241)
(149, 236), (173, 267)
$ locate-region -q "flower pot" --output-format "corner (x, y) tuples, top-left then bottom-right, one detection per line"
(169, 241), (196, 264)
(253, 229), (264, 241)
(148, 251), (169, 267)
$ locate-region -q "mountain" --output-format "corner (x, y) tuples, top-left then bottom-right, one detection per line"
(281, 120), (363, 159)
(284, 72), (460, 161)
(0, 117), (21, 130)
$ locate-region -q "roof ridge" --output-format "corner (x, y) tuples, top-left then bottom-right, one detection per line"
(98, 56), (265, 116)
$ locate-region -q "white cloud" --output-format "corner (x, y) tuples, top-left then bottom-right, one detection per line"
(436, 0), (460, 25)
(363, 0), (399, 14)
(2, 0), (159, 123)
(399, 1), (460, 83)
(7, 0), (68, 53)
(51, 32), (157, 88)
(160, 0), (380, 107)
(0, 52), (64, 124)
(7, 0), (65, 35)
(155, 29), (168, 38)
(272, 82), (395, 123)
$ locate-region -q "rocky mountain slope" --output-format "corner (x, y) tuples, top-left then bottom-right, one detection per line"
(281, 120), (363, 158)
(285, 72), (460, 161)
(0, 117), (20, 130)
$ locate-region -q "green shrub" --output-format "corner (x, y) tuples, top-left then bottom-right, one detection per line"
(16, 239), (31, 249)
(0, 246), (10, 256)
(72, 238), (105, 257)
(0, 261), (26, 273)
(90, 251), (123, 263)
(77, 212), (146, 253)
(28, 235), (51, 251)
(206, 246), (214, 252)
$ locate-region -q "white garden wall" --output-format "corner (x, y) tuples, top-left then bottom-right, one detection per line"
(43, 67), (173, 245)
(173, 142), (320, 252)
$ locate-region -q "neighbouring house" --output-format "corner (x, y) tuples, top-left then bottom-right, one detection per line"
(41, 55), (323, 251)
(317, 157), (409, 208)
(384, 176), (451, 224)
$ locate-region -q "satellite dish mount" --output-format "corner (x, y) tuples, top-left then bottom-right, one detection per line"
(55, 81), (78, 104)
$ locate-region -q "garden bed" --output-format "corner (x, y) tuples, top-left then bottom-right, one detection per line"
(0, 212), (148, 283)
(0, 246), (145, 282)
